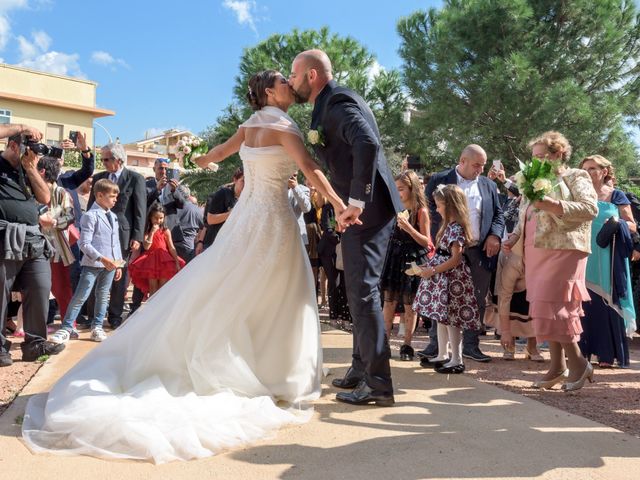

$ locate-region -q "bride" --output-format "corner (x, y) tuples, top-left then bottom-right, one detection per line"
(22, 70), (347, 463)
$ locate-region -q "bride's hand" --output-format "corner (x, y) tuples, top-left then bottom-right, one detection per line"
(337, 205), (363, 232)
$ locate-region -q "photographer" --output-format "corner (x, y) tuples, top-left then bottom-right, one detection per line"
(0, 133), (66, 367)
(58, 131), (94, 191)
(0, 123), (42, 142)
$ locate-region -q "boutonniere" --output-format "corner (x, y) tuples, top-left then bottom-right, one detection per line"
(307, 126), (325, 146)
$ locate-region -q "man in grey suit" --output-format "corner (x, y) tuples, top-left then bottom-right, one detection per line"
(421, 145), (505, 363)
(88, 143), (146, 328)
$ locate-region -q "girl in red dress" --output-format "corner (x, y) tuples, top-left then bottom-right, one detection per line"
(129, 204), (185, 296)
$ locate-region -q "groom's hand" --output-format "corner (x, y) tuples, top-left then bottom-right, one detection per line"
(337, 205), (363, 231)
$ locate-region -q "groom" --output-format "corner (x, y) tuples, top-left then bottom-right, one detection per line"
(290, 50), (403, 407)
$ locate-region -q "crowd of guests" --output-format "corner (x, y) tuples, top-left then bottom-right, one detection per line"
(0, 123), (637, 394)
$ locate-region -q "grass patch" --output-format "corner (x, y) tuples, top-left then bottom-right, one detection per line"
(36, 355), (49, 363)
(14, 414), (23, 426)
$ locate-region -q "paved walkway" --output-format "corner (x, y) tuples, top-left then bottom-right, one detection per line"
(1, 326), (639, 479)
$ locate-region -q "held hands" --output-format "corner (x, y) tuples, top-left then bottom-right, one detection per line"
(483, 234), (501, 258)
(417, 266), (436, 279)
(130, 239), (141, 251)
(114, 268), (123, 282)
(337, 205), (363, 232)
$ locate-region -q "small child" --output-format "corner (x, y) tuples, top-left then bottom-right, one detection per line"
(129, 203), (185, 296)
(412, 184), (481, 374)
(49, 179), (123, 344)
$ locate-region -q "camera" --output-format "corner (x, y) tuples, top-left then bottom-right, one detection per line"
(22, 135), (63, 159)
(37, 204), (49, 216)
(69, 130), (79, 144)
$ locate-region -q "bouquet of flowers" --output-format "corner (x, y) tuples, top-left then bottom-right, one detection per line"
(175, 136), (208, 169)
(514, 158), (558, 202)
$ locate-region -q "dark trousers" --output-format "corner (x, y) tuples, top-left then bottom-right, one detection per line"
(340, 216), (394, 394)
(0, 256), (51, 353)
(426, 246), (493, 351)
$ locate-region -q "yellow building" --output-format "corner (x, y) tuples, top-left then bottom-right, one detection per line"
(0, 63), (114, 149)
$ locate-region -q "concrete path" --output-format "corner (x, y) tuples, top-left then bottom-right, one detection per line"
(1, 326), (639, 479)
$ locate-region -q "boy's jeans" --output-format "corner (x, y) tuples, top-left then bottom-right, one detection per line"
(61, 266), (116, 331)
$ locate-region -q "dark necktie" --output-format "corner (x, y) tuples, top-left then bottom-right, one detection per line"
(106, 211), (114, 229)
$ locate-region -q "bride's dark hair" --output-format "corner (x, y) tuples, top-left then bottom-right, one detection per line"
(247, 70), (279, 111)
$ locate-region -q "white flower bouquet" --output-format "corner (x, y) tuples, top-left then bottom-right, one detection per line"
(175, 135), (208, 169)
(514, 158), (558, 202)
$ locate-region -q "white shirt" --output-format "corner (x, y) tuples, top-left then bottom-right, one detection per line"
(455, 167), (482, 244)
(109, 167), (124, 184)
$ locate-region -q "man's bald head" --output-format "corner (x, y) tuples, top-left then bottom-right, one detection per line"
(295, 49), (333, 79)
(457, 144), (487, 180)
(289, 49), (333, 104)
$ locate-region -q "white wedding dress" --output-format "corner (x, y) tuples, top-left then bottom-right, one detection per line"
(22, 107), (322, 463)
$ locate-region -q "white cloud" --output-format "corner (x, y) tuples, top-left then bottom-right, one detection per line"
(222, 0), (258, 34)
(0, 15), (10, 50)
(19, 51), (83, 77)
(32, 29), (50, 50)
(16, 31), (84, 77)
(91, 50), (129, 69)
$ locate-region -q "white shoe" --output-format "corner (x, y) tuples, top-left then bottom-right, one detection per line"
(91, 327), (107, 342)
(49, 329), (71, 345)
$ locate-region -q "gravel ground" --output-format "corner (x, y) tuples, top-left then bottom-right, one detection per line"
(2, 320), (639, 440)
(387, 324), (640, 439)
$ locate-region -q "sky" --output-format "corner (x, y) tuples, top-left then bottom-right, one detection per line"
(0, 0), (441, 145)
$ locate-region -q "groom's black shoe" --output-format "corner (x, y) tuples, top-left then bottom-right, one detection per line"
(335, 380), (395, 407)
(331, 367), (364, 389)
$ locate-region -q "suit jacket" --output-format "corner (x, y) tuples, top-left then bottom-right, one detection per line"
(512, 168), (597, 254)
(426, 167), (504, 270)
(89, 167), (146, 254)
(426, 167), (505, 243)
(310, 80), (402, 227)
(78, 203), (123, 268)
(145, 177), (186, 235)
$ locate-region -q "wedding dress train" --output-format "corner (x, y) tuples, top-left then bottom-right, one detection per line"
(23, 108), (322, 463)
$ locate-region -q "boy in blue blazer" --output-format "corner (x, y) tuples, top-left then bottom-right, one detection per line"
(50, 179), (123, 344)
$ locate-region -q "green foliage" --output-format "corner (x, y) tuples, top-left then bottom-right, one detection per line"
(180, 169), (225, 204)
(36, 354), (49, 363)
(197, 27), (408, 198)
(14, 415), (24, 426)
(398, 0), (640, 178)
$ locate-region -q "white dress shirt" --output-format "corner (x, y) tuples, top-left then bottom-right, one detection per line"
(455, 167), (482, 244)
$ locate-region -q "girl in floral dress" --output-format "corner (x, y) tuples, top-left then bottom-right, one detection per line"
(412, 184), (481, 374)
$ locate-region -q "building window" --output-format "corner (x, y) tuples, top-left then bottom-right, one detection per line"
(45, 123), (63, 146)
(0, 109), (10, 124)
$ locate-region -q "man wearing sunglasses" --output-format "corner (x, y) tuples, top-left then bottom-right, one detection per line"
(87, 142), (146, 329)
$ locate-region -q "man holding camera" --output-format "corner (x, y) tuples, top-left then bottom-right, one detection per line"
(0, 131), (66, 366)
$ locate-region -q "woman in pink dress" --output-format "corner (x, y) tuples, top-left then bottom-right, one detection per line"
(504, 131), (598, 392)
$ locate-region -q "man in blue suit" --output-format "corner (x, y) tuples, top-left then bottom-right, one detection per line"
(290, 49), (403, 406)
(421, 145), (505, 363)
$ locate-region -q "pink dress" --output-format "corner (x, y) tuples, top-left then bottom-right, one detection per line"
(524, 206), (589, 343)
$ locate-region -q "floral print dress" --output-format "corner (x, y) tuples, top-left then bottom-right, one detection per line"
(412, 222), (480, 330)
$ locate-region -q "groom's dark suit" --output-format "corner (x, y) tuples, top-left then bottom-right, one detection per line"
(311, 80), (403, 397)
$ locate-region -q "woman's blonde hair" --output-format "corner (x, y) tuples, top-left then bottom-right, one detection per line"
(579, 154), (616, 184)
(395, 170), (428, 226)
(527, 131), (572, 163)
(432, 184), (473, 246)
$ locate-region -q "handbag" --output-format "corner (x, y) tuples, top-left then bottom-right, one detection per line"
(67, 223), (80, 246)
(596, 216), (619, 248)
